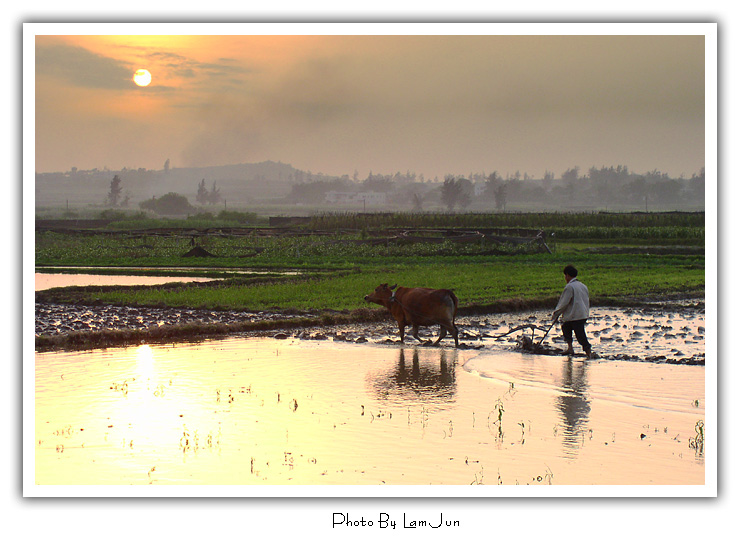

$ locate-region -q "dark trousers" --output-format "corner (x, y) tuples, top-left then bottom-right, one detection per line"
(561, 319), (591, 353)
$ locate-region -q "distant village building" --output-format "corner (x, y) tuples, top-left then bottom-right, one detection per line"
(325, 191), (387, 205)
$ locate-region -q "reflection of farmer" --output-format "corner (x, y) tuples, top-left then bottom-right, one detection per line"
(553, 265), (592, 359)
(557, 357), (591, 456)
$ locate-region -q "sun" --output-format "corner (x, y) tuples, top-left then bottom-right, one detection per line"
(133, 69), (152, 87)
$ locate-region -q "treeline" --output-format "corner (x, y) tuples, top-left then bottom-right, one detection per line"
(37, 160), (705, 213)
(287, 165), (706, 211)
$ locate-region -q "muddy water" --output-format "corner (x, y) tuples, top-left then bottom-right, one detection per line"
(35, 336), (705, 488)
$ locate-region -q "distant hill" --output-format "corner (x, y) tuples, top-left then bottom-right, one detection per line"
(35, 161), (305, 209)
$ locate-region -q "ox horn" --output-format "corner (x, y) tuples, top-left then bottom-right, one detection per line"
(390, 284), (397, 290)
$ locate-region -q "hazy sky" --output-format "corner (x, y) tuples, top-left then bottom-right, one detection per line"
(34, 30), (706, 179)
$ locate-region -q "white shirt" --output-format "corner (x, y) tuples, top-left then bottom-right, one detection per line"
(553, 278), (590, 321)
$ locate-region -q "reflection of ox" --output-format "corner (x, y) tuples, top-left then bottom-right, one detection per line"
(364, 283), (459, 347)
(368, 348), (457, 402)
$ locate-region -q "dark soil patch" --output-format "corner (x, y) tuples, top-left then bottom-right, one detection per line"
(182, 246), (216, 257)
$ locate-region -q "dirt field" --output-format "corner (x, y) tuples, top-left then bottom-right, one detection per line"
(35, 300), (705, 365)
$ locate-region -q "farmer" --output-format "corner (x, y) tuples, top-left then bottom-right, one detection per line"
(552, 264), (592, 358)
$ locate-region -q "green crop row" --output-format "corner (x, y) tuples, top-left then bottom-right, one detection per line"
(548, 226), (704, 240)
(306, 211), (705, 230)
(35, 223), (705, 269)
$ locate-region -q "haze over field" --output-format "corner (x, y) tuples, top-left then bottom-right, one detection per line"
(34, 31), (706, 184)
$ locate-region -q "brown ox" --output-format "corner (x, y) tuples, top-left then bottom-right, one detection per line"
(364, 283), (459, 347)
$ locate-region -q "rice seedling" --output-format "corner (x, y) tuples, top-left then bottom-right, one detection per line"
(689, 420), (705, 456)
(532, 465), (554, 485)
(488, 399), (505, 439)
(109, 379), (130, 397)
(470, 465), (485, 485)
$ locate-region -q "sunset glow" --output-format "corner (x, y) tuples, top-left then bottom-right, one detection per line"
(33, 28), (707, 184)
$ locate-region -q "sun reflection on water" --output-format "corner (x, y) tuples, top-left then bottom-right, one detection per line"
(135, 344), (155, 380)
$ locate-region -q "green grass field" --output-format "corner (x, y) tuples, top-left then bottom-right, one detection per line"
(35, 210), (705, 313)
(79, 259), (703, 313)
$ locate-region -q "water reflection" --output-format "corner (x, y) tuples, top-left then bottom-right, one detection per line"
(556, 358), (591, 456)
(367, 347), (457, 403)
(34, 338), (705, 486)
(35, 272), (216, 291)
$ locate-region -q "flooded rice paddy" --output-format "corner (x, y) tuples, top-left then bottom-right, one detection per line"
(35, 305), (706, 488)
(35, 272), (217, 291)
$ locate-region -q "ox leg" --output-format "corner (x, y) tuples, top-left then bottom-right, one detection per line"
(434, 322), (459, 347)
(397, 322), (406, 343)
(433, 326), (448, 346)
(412, 325), (424, 343)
